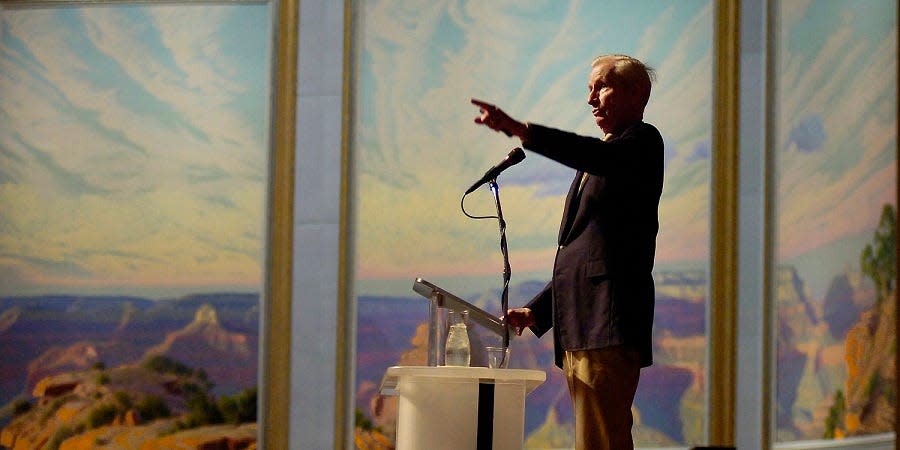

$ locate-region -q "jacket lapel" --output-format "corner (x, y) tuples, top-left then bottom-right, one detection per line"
(558, 171), (584, 244)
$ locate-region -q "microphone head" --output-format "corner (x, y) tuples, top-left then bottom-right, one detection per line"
(506, 147), (526, 165)
(463, 147), (527, 195)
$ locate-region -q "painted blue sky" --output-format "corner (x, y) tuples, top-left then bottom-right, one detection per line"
(1, 1), (892, 301)
(0, 3), (271, 297)
(352, 0), (896, 299)
(353, 0), (714, 295)
(774, 0), (896, 299)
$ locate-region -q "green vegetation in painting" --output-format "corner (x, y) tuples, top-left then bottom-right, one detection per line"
(860, 204), (896, 302)
(824, 203), (897, 438)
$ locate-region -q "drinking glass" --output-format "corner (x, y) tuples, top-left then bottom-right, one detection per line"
(485, 346), (509, 369)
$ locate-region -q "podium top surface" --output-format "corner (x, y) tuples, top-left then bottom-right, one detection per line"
(413, 278), (506, 337)
(380, 366), (546, 397)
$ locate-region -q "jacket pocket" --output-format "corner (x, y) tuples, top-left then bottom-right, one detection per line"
(585, 259), (608, 279)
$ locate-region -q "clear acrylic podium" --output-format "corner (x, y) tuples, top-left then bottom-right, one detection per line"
(380, 366), (546, 450)
(379, 279), (546, 449)
(413, 278), (508, 367)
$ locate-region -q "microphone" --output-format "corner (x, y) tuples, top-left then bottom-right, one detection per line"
(464, 147), (526, 194)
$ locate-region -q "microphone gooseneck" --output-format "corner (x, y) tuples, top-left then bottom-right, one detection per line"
(459, 147), (525, 366)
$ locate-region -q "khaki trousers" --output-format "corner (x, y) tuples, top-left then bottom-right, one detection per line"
(564, 346), (641, 450)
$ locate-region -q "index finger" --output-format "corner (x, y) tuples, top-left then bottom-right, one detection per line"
(470, 98), (493, 109)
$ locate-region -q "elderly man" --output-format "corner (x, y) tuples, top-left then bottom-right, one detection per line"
(471, 54), (663, 450)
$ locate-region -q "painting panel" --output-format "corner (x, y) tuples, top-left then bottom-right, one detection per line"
(350, 1), (714, 447)
(0, 2), (275, 447)
(771, 0), (897, 443)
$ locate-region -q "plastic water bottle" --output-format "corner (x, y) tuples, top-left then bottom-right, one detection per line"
(444, 310), (470, 366)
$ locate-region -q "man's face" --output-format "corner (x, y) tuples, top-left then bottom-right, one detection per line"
(587, 60), (638, 135)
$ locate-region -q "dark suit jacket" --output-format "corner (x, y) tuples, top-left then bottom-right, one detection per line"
(523, 121), (664, 368)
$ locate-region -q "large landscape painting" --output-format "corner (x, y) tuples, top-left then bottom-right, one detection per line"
(351, 1), (714, 447)
(351, 1), (897, 449)
(772, 0), (897, 442)
(0, 3), (271, 448)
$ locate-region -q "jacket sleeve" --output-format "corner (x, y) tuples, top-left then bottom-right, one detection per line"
(524, 281), (553, 337)
(523, 122), (663, 178)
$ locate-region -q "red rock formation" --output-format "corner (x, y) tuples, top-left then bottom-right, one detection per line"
(32, 374), (80, 397)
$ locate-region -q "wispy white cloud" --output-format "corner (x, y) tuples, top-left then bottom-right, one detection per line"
(83, 7), (264, 174)
(775, 6), (897, 260)
(633, 5), (676, 63)
(0, 5), (269, 295)
(354, 1), (714, 283)
(779, 0), (813, 31)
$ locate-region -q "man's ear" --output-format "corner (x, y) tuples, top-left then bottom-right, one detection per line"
(627, 88), (644, 113)
(630, 85), (650, 112)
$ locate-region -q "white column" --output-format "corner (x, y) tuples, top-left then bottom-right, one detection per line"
(291, 0), (346, 448)
(736, 0), (770, 448)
